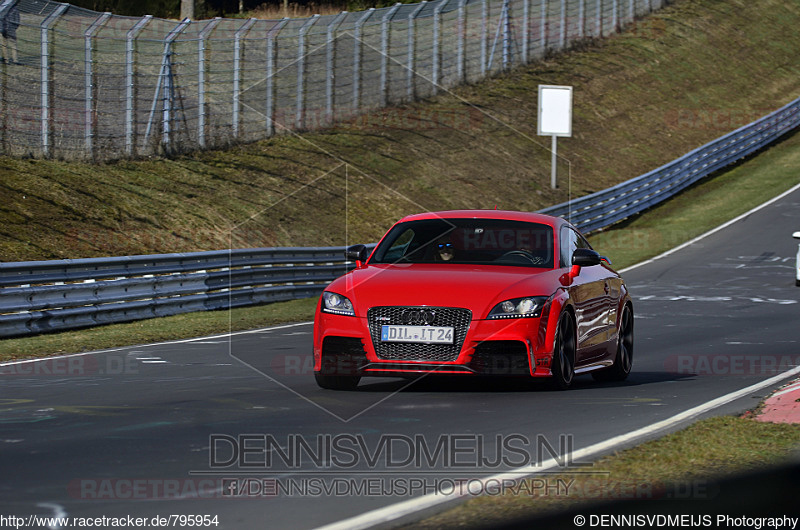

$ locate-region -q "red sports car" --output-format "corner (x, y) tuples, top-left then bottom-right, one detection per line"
(313, 210), (633, 390)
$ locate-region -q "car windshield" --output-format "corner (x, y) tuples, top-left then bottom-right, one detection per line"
(370, 218), (554, 268)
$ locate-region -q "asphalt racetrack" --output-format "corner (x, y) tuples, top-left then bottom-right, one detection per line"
(2, 187), (800, 529)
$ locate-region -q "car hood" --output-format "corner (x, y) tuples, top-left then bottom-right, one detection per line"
(327, 263), (563, 319)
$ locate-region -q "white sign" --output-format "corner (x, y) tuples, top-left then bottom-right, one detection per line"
(538, 85), (573, 137)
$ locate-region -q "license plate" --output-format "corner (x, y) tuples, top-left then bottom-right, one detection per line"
(381, 325), (454, 344)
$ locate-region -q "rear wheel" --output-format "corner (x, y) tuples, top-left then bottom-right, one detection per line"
(549, 313), (576, 390)
(314, 373), (361, 390)
(593, 304), (634, 382)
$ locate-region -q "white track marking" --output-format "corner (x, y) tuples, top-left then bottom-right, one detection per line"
(314, 364), (800, 530)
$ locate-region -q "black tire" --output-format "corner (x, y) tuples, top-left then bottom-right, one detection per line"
(314, 373), (361, 390)
(593, 304), (634, 382)
(549, 313), (576, 390)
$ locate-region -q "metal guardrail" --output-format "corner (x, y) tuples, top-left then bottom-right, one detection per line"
(540, 95), (800, 233)
(2, 96), (799, 338)
(0, 247), (372, 337)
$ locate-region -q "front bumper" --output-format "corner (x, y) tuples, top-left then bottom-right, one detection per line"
(314, 308), (555, 378)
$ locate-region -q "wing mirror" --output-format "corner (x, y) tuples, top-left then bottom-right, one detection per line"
(793, 232), (800, 240)
(572, 248), (601, 267)
(345, 244), (369, 264)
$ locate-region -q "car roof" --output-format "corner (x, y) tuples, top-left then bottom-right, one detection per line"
(397, 210), (566, 227)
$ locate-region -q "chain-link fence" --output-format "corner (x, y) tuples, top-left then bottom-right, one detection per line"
(0, 0), (666, 160)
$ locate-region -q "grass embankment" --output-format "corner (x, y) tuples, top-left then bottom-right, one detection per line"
(409, 416), (800, 529)
(1, 0), (800, 262)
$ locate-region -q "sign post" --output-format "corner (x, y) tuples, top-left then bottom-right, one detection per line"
(537, 85), (573, 189)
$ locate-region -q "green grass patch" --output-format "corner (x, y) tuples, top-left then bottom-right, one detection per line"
(409, 416), (800, 529)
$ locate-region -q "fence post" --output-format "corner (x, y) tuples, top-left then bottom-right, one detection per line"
(125, 15), (152, 156)
(457, 0), (466, 80)
(353, 8), (375, 112)
(480, 0), (487, 76)
(502, 0), (510, 69)
(233, 18), (256, 139)
(521, 0), (529, 64)
(540, 0), (546, 54)
(612, 0), (618, 32)
(197, 17), (221, 149)
(597, 0), (602, 37)
(381, 4), (402, 107)
(147, 18), (190, 151)
(0, 0), (14, 150)
(265, 18), (289, 137)
(84, 12), (111, 157)
(325, 12), (347, 125)
(407, 2), (426, 101)
(40, 4), (67, 158)
(432, 0), (446, 92)
(296, 14), (320, 130)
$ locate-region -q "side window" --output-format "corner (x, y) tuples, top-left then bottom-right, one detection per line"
(576, 232), (592, 251)
(560, 227), (589, 267)
(381, 229), (415, 261)
(559, 227), (576, 268)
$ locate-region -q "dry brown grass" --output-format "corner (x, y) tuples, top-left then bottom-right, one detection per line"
(249, 2), (346, 19)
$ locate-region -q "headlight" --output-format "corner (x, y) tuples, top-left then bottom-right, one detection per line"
(321, 292), (355, 316)
(488, 296), (547, 319)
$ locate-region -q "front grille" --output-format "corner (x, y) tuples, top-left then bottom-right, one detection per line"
(367, 306), (472, 362)
(469, 341), (531, 375)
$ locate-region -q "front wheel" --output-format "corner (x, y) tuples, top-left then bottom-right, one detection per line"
(593, 305), (634, 382)
(549, 313), (576, 390)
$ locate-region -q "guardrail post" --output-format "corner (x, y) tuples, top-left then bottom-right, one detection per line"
(125, 15), (152, 156)
(381, 4), (402, 107)
(40, 3), (67, 158)
(353, 8), (374, 111)
(407, 2), (426, 100)
(84, 12), (111, 157)
(432, 0), (446, 91)
(197, 17), (220, 149)
(233, 18), (256, 138)
(296, 15), (320, 130)
(266, 18), (289, 137)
